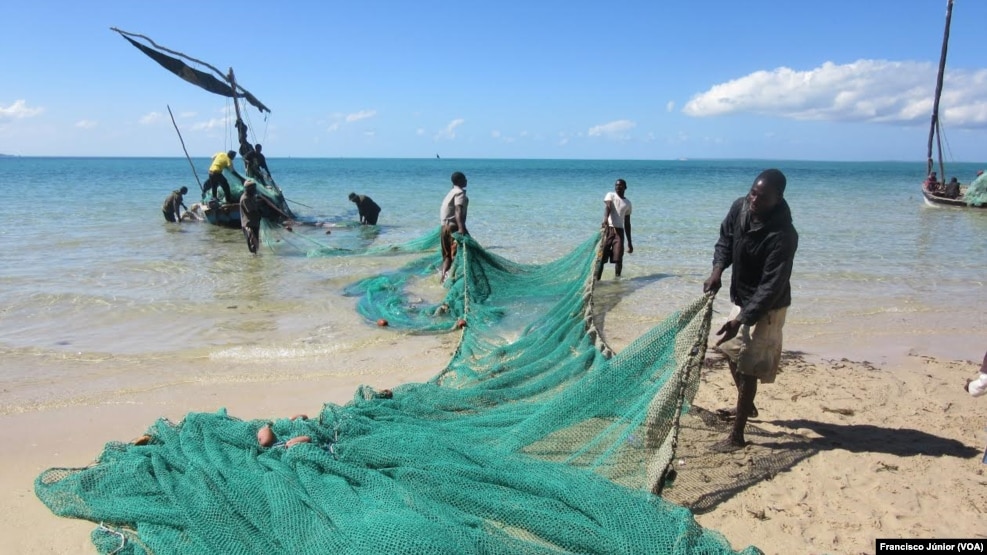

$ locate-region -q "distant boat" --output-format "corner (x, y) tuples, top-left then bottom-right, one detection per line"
(920, 1), (986, 209)
(111, 27), (296, 226)
(436, 154), (441, 159)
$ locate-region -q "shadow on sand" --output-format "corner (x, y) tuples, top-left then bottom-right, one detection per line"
(662, 406), (980, 514)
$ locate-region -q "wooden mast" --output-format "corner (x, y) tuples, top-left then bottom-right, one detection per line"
(226, 68), (248, 179)
(166, 104), (204, 192)
(926, 0), (954, 179)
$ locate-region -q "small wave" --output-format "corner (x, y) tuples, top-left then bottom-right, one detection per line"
(210, 343), (347, 361)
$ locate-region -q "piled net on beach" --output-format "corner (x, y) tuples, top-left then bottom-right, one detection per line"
(34, 231), (762, 555)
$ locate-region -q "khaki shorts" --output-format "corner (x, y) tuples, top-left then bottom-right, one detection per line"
(716, 305), (787, 384)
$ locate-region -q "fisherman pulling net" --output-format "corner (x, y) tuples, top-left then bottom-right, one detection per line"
(35, 230), (762, 555)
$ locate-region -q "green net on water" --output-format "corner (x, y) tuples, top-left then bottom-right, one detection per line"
(261, 223), (442, 258)
(964, 172), (987, 206)
(35, 230), (762, 555)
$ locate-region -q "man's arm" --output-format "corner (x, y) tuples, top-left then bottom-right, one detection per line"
(259, 195), (290, 221)
(624, 214), (633, 253)
(704, 200), (741, 294)
(454, 204), (468, 236)
(600, 200), (613, 228)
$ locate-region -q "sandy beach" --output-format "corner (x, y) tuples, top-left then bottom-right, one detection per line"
(3, 323), (985, 555)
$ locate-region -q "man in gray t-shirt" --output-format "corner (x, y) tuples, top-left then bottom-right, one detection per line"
(439, 171), (469, 283)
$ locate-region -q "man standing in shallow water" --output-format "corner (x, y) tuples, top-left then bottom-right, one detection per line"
(703, 168), (798, 452)
(439, 171), (469, 283)
(595, 178), (633, 281)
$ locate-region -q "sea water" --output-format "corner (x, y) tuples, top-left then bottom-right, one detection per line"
(1, 157), (985, 412)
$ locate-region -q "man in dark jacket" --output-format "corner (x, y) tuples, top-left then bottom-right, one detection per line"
(162, 186), (189, 223)
(240, 180), (263, 254)
(348, 192), (382, 225)
(703, 168), (798, 452)
(244, 143), (271, 184)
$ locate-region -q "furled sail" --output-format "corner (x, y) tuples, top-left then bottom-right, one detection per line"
(112, 28), (270, 114)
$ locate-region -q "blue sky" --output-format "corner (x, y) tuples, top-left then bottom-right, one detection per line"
(2, 0), (986, 161)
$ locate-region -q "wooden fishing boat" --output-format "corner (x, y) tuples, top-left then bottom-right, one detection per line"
(921, 1), (987, 209)
(112, 28), (296, 226)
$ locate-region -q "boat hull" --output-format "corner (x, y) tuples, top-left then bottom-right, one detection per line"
(921, 184), (987, 209)
(203, 200), (242, 228)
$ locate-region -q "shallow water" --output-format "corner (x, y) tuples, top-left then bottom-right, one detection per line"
(1, 157), (985, 412)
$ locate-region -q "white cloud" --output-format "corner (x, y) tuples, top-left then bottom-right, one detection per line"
(666, 101), (675, 113)
(191, 117), (229, 131)
(491, 130), (501, 139)
(416, 128), (425, 136)
(139, 112), (164, 125)
(435, 118), (465, 140)
(189, 107), (233, 131)
(345, 109), (377, 123)
(75, 120), (97, 129)
(325, 109), (378, 133)
(0, 99), (43, 121)
(683, 59), (987, 128)
(587, 119), (636, 139)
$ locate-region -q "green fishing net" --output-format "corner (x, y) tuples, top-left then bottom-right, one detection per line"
(964, 172), (987, 206)
(205, 168), (294, 218)
(35, 230), (762, 555)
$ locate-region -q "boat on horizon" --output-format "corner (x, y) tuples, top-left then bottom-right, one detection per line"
(920, 1), (987, 209)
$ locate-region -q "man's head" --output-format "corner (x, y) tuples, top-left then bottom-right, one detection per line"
(614, 178), (627, 197)
(244, 179), (257, 195)
(255, 144), (263, 153)
(348, 192), (358, 202)
(227, 150), (237, 160)
(179, 186), (189, 195)
(748, 169), (786, 216)
(451, 171), (467, 187)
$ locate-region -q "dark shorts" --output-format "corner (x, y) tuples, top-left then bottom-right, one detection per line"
(601, 226), (625, 263)
(205, 172), (231, 197)
(163, 210), (177, 223)
(441, 224), (459, 261)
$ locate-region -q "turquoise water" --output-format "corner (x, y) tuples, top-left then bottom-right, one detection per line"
(1, 157), (985, 389)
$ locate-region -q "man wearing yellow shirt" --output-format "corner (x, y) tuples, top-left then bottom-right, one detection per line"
(204, 150), (244, 202)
